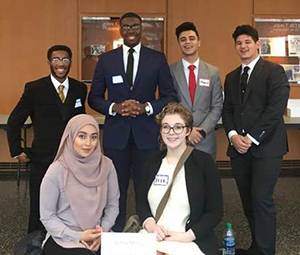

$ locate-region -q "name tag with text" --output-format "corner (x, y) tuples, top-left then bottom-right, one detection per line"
(153, 174), (169, 186)
(112, 75), (124, 84)
(75, 98), (82, 108)
(199, 78), (210, 87)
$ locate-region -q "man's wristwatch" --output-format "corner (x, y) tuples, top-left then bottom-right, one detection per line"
(145, 104), (151, 115)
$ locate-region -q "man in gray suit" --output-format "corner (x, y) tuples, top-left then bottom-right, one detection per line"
(170, 22), (223, 160)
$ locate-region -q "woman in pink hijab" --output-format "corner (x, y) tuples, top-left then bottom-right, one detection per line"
(40, 114), (119, 255)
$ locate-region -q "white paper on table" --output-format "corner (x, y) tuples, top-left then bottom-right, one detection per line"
(101, 232), (156, 255)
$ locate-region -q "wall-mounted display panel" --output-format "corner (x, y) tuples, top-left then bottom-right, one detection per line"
(255, 18), (300, 83)
(81, 16), (164, 82)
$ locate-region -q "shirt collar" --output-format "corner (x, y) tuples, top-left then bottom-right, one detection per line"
(50, 74), (69, 90)
(182, 58), (199, 70)
(123, 43), (141, 55)
(242, 55), (260, 72)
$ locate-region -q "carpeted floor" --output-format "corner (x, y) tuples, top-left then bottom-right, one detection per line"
(0, 174), (299, 255)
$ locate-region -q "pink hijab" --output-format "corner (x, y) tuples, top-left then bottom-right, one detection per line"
(54, 114), (113, 230)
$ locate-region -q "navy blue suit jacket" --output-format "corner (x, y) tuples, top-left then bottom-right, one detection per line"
(88, 45), (177, 150)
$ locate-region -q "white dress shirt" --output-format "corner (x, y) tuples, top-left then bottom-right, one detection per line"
(122, 43), (141, 85)
(182, 58), (199, 86)
(228, 55), (260, 145)
(109, 43), (153, 116)
(50, 74), (69, 99)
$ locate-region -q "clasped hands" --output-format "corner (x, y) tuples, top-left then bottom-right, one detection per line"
(113, 99), (146, 117)
(144, 220), (195, 243)
(17, 152), (30, 163)
(80, 225), (102, 251)
(231, 134), (252, 154)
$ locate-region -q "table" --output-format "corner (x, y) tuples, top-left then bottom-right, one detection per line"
(1, 113), (299, 184)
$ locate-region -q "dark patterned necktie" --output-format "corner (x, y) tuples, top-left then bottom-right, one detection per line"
(126, 48), (134, 87)
(241, 66), (249, 102)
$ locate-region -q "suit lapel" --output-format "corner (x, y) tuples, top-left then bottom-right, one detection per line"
(45, 75), (65, 117)
(173, 61), (192, 108)
(65, 79), (75, 105)
(132, 45), (145, 91)
(243, 58), (264, 105)
(45, 75), (61, 102)
(117, 46), (131, 93)
(233, 66), (243, 105)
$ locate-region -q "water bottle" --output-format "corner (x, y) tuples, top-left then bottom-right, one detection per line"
(223, 222), (235, 255)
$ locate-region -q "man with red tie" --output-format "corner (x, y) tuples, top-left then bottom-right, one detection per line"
(170, 22), (223, 160)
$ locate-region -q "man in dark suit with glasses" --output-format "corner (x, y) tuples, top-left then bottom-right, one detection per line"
(7, 45), (87, 233)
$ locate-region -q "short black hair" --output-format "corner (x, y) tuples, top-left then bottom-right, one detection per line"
(120, 12), (142, 24)
(175, 22), (199, 40)
(232, 25), (259, 42)
(47, 45), (72, 61)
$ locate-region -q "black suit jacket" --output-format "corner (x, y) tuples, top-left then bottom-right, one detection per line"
(138, 149), (223, 255)
(222, 58), (289, 158)
(7, 75), (87, 166)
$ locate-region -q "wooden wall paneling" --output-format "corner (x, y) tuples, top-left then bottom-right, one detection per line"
(0, 0), (79, 114)
(0, 131), (13, 162)
(290, 85), (300, 98)
(254, 0), (300, 15)
(285, 129), (300, 159)
(78, 0), (166, 15)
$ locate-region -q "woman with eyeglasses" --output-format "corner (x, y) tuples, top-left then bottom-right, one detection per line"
(40, 114), (119, 255)
(138, 103), (223, 255)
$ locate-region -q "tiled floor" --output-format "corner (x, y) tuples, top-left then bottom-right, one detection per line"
(0, 174), (299, 255)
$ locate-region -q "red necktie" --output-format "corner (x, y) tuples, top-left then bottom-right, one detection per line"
(188, 65), (196, 104)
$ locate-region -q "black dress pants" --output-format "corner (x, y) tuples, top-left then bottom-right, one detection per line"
(28, 161), (50, 233)
(43, 236), (95, 255)
(230, 151), (282, 255)
(104, 142), (158, 232)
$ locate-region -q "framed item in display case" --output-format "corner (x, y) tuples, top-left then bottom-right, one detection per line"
(81, 16), (165, 82)
(254, 18), (300, 83)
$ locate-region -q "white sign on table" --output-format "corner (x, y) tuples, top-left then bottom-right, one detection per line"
(101, 232), (156, 255)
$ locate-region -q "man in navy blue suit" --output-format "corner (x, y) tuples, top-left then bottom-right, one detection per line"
(88, 12), (177, 231)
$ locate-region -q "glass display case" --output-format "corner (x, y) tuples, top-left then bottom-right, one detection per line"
(81, 16), (165, 82)
(254, 18), (300, 83)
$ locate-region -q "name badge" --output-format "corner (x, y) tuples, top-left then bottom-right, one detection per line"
(75, 98), (82, 108)
(153, 174), (169, 186)
(199, 78), (210, 87)
(112, 75), (123, 84)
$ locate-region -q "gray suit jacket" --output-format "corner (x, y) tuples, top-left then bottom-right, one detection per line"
(170, 59), (223, 157)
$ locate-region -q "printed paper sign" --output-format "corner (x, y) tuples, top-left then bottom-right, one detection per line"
(101, 233), (156, 255)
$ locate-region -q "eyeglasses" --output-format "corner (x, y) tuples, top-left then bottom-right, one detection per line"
(121, 24), (141, 31)
(161, 124), (187, 134)
(51, 57), (71, 65)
